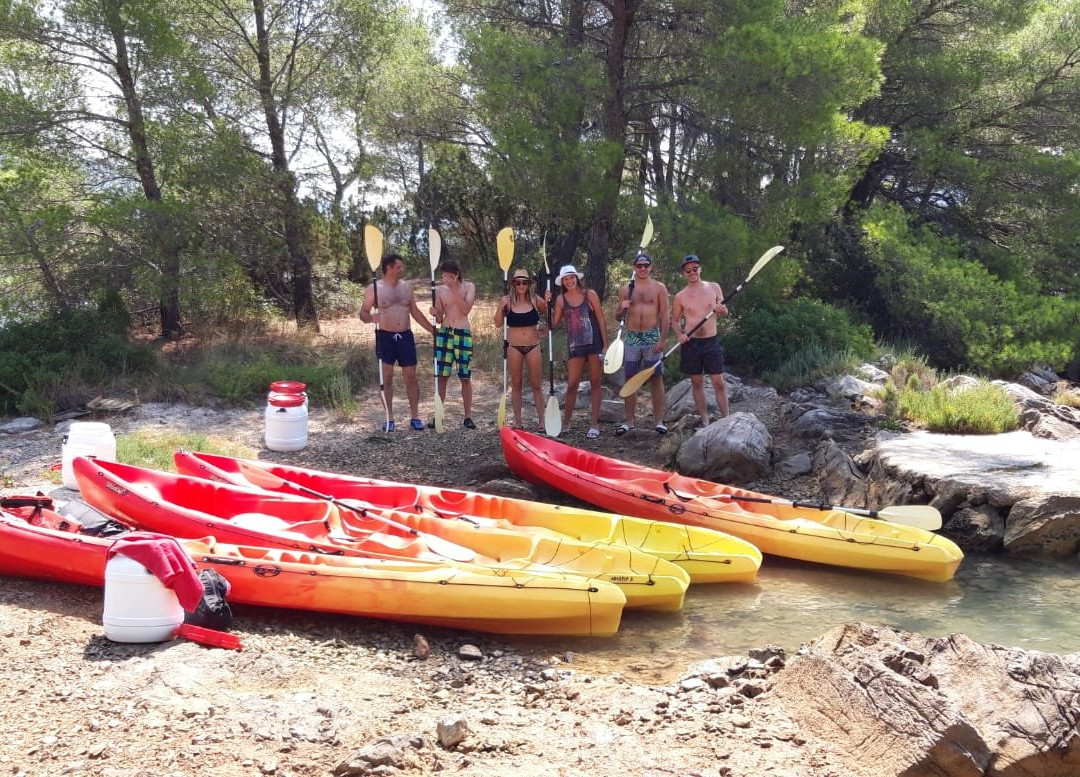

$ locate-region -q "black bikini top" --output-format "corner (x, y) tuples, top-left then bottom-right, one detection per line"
(505, 306), (540, 328)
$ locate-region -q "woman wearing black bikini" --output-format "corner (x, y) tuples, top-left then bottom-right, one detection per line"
(494, 268), (549, 431)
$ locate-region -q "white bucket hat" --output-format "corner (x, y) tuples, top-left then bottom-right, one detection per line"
(555, 264), (584, 285)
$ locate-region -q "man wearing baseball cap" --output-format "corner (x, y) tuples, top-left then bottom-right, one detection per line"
(671, 254), (729, 425)
(614, 252), (670, 435)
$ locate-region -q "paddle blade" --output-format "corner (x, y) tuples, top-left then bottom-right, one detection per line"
(875, 504), (943, 531)
(639, 214), (654, 251)
(433, 393), (445, 434)
(541, 231), (549, 275)
(544, 395), (562, 437)
(618, 364), (657, 398)
(364, 225), (383, 273)
(428, 228), (441, 273)
(496, 227), (515, 272)
(603, 337), (624, 374)
(745, 245), (784, 282)
(497, 392), (507, 429)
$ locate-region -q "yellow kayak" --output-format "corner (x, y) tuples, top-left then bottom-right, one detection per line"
(174, 450), (761, 585)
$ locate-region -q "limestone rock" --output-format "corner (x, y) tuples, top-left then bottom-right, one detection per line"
(1004, 495), (1080, 556)
(770, 622), (1080, 777)
(675, 412), (771, 484)
(946, 505), (1005, 553)
(787, 404), (871, 443)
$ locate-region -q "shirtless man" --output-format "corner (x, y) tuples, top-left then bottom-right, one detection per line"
(615, 252), (670, 435)
(671, 254), (729, 425)
(430, 260), (477, 429)
(358, 253), (435, 432)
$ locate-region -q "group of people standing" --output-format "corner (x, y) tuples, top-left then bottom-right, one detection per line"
(359, 250), (731, 437)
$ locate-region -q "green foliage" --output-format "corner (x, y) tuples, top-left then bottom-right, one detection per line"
(201, 349), (352, 409)
(1052, 385), (1080, 409)
(763, 345), (869, 393)
(861, 203), (1080, 374)
(117, 429), (257, 474)
(894, 380), (1020, 435)
(0, 305), (156, 415)
(726, 297), (876, 374)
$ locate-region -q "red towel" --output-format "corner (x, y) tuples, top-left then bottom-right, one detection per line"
(107, 532), (204, 612)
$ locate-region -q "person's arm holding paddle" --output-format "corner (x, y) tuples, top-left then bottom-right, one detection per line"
(358, 281), (379, 327)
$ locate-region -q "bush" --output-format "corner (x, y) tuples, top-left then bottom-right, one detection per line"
(763, 344), (868, 392)
(0, 306), (157, 416)
(895, 380), (1019, 434)
(726, 297), (875, 374)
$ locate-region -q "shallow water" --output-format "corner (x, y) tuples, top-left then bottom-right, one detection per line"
(513, 554), (1080, 683)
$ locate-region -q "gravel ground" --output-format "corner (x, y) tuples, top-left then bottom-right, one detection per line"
(0, 378), (855, 777)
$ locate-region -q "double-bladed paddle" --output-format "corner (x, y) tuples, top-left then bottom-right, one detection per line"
(712, 493), (943, 531)
(541, 233), (562, 437)
(604, 215), (654, 375)
(363, 225), (390, 427)
(496, 227), (515, 429)
(428, 228), (445, 433)
(618, 245), (784, 398)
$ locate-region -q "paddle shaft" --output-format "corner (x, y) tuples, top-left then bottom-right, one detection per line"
(714, 493), (941, 530)
(364, 226), (389, 423)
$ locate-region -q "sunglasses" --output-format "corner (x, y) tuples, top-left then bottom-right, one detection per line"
(683, 265), (701, 274)
(512, 279), (530, 285)
(634, 263), (651, 269)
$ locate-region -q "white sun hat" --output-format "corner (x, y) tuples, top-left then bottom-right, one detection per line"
(555, 264), (584, 285)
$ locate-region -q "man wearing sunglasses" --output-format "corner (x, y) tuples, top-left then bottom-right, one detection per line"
(614, 253), (670, 435)
(671, 254), (729, 426)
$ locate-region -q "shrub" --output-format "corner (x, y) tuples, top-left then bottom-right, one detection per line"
(726, 297), (876, 374)
(763, 345), (867, 392)
(895, 380), (1019, 434)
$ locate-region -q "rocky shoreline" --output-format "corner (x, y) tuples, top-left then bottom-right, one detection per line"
(3, 378), (1080, 775)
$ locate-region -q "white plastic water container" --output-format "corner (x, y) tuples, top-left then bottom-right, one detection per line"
(61, 421), (117, 490)
(102, 554), (184, 643)
(264, 392), (308, 451)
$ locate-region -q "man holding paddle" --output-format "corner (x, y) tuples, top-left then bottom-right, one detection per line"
(614, 252), (670, 436)
(358, 253), (435, 432)
(671, 254), (729, 425)
(430, 260), (477, 429)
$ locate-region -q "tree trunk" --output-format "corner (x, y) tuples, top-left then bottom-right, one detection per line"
(583, 0), (635, 301)
(252, 0), (319, 332)
(104, 0), (183, 339)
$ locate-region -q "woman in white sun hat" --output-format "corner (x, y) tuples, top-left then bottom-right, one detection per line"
(549, 264), (608, 439)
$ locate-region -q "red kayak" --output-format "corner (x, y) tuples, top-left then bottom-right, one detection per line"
(500, 427), (963, 582)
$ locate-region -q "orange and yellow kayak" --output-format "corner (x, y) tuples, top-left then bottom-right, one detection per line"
(0, 496), (624, 636)
(73, 456), (687, 611)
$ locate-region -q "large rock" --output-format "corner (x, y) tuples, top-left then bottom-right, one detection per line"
(770, 622), (1080, 777)
(786, 403), (872, 443)
(863, 430), (1080, 556)
(675, 412), (772, 483)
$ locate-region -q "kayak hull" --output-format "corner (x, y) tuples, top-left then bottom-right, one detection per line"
(0, 501), (625, 637)
(500, 428), (963, 583)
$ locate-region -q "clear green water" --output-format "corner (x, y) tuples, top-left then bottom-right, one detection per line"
(514, 554), (1080, 683)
